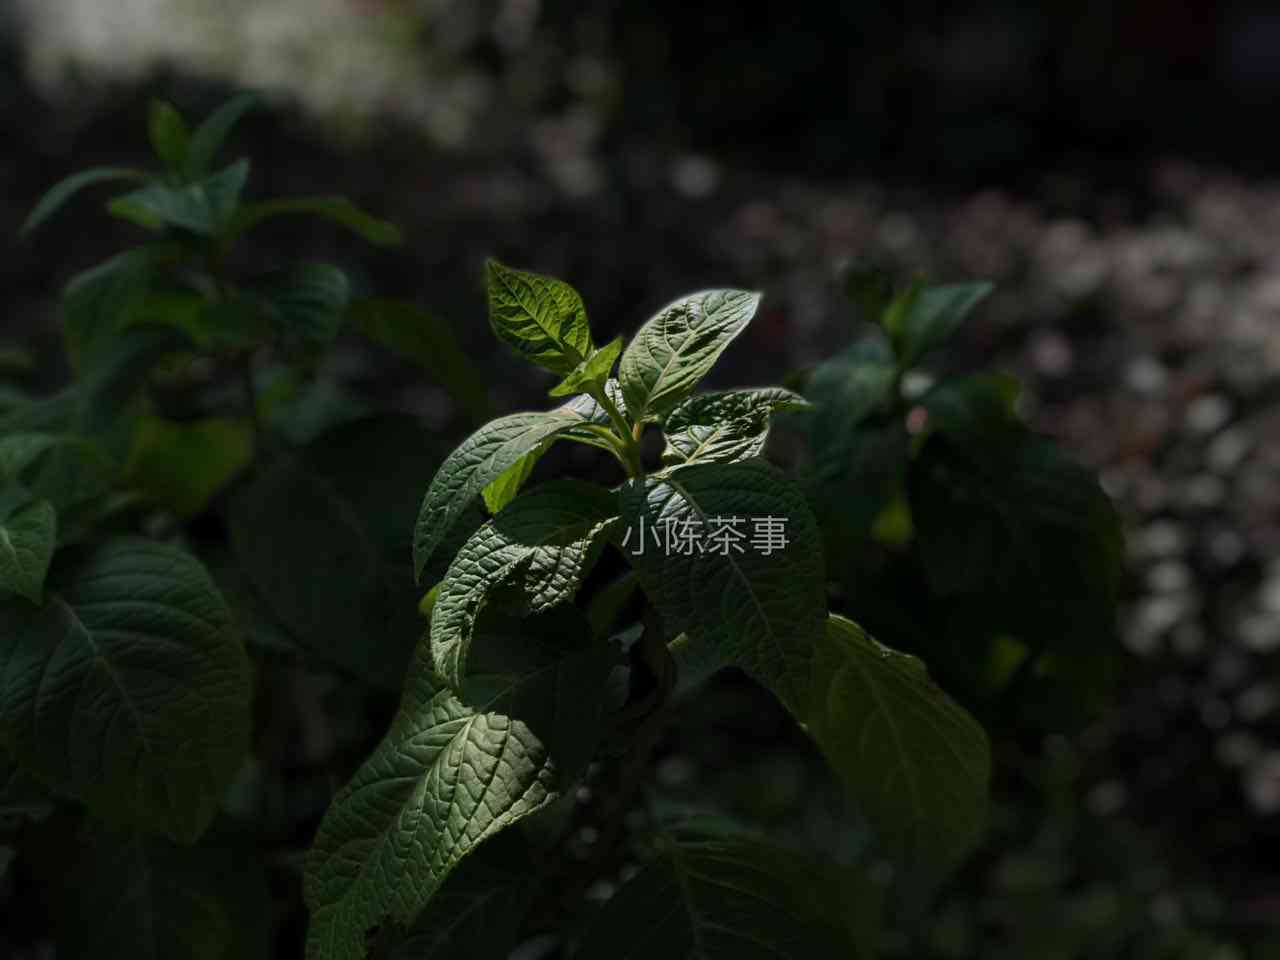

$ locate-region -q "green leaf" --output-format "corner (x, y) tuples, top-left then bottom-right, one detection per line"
(123, 415), (254, 516)
(107, 159), (250, 236)
(377, 835), (534, 959)
(53, 822), (271, 960)
(806, 614), (991, 878)
(76, 326), (191, 434)
(228, 456), (414, 689)
(0, 538), (252, 843)
(803, 331), (897, 480)
(485, 259), (593, 375)
(431, 480), (617, 687)
(619, 459), (826, 713)
(61, 244), (184, 369)
(661, 387), (810, 466)
(0, 497), (56, 604)
(412, 398), (616, 581)
(228, 195), (401, 246)
(251, 262), (351, 347)
(888, 281), (993, 367)
(480, 439), (548, 514)
(910, 420), (1123, 646)
(919, 371), (1022, 436)
(0, 432), (70, 480)
(184, 92), (258, 180)
(348, 297), (490, 421)
(147, 99), (189, 174)
(548, 335), (624, 397)
(20, 167), (148, 236)
(303, 611), (614, 960)
(618, 288), (760, 422)
(574, 828), (875, 959)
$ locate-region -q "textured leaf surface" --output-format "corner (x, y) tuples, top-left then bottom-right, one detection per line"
(413, 398), (614, 580)
(549, 335), (623, 397)
(619, 459), (825, 712)
(431, 480), (617, 686)
(54, 823), (270, 960)
(661, 387), (809, 466)
(807, 615), (991, 875)
(0, 497), (56, 603)
(0, 538), (251, 842)
(485, 259), (592, 375)
(574, 830), (872, 959)
(618, 289), (760, 422)
(20, 167), (147, 236)
(304, 612), (613, 960)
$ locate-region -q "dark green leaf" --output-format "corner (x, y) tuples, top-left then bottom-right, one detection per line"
(107, 159), (250, 236)
(53, 822), (271, 960)
(0, 496), (56, 603)
(619, 459), (826, 714)
(431, 480), (617, 686)
(61, 244), (184, 369)
(228, 455), (414, 689)
(378, 835), (534, 959)
(889, 281), (993, 367)
(147, 99), (189, 174)
(909, 418), (1123, 648)
(574, 828), (876, 959)
(806, 615), (991, 877)
(803, 331), (897, 480)
(0, 538), (252, 843)
(228, 195), (401, 246)
(184, 92), (258, 180)
(123, 415), (254, 516)
(251, 261), (351, 347)
(303, 611), (614, 960)
(20, 167), (148, 236)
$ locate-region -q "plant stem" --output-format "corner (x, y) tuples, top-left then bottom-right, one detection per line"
(589, 382), (643, 478)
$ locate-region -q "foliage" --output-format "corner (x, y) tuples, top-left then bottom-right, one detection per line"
(0, 95), (1127, 958)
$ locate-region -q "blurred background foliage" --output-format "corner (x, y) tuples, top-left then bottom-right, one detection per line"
(3, 1), (1280, 957)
